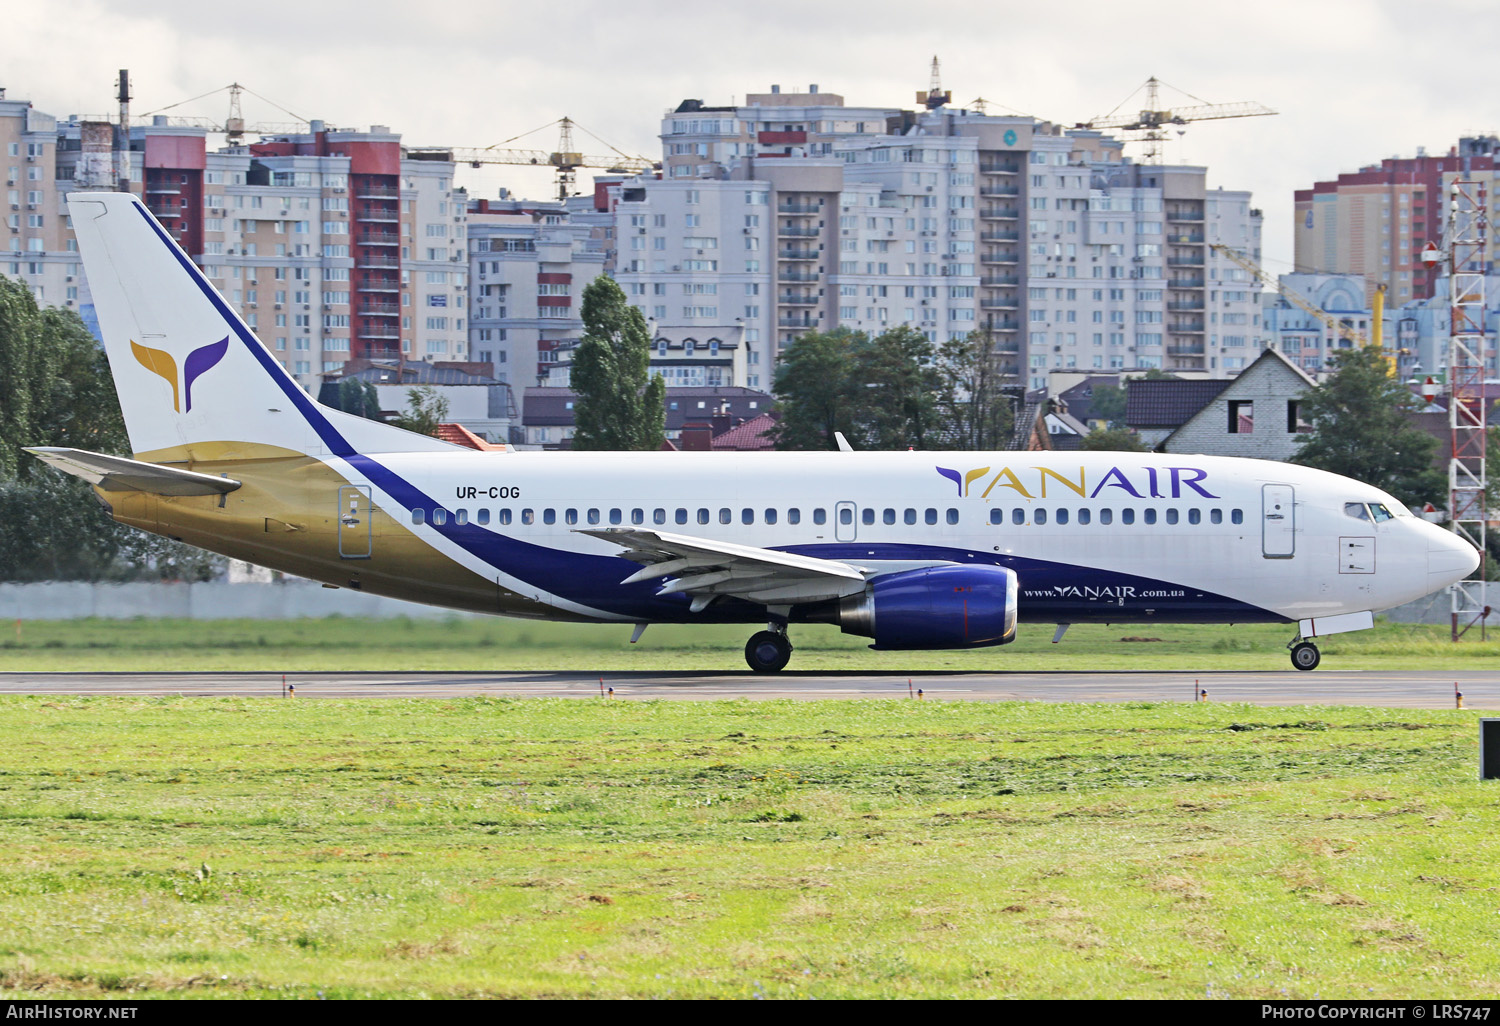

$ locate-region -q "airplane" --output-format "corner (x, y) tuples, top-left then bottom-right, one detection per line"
(28, 192), (1479, 674)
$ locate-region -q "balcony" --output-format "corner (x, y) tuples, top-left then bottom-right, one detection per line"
(980, 251), (1019, 264)
(354, 185), (399, 200)
(1170, 276), (1205, 289)
(355, 206), (400, 223)
(979, 299), (1018, 310)
(357, 326), (401, 340)
(1170, 320), (1206, 333)
(1166, 208), (1204, 222)
(777, 248), (818, 261)
(777, 270), (819, 282)
(1167, 300), (1205, 311)
(983, 319), (1021, 331)
(1168, 232), (1205, 244)
(357, 232), (401, 246)
(778, 316), (816, 328)
(356, 253), (400, 268)
(361, 344), (402, 359)
(758, 130), (807, 145)
(359, 302), (400, 316)
(777, 294), (818, 305)
(1167, 344), (1206, 356)
(1166, 255), (1204, 267)
(357, 278), (401, 293)
(979, 209), (1019, 222)
(777, 202), (819, 214)
(980, 274), (1020, 286)
(777, 225), (819, 237)
(979, 186), (1020, 197)
(980, 230), (1021, 243)
(979, 162), (1020, 174)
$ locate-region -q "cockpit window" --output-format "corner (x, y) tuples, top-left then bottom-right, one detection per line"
(1344, 502), (1370, 521)
(1370, 503), (1395, 522)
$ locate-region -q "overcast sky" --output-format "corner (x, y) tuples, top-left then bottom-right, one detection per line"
(8, 0), (1499, 267)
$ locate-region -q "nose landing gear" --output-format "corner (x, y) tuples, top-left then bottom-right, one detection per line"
(745, 623), (793, 674)
(1289, 639), (1321, 672)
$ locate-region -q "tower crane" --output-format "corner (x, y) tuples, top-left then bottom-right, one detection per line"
(917, 56), (952, 110)
(1084, 77), (1275, 164)
(138, 82), (309, 144)
(405, 117), (656, 202)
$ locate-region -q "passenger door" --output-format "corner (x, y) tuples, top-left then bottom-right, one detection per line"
(835, 501), (857, 542)
(1262, 484), (1295, 559)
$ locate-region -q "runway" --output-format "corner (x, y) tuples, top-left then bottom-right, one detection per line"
(0, 669), (1493, 708)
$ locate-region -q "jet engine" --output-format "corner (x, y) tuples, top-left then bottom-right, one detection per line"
(835, 565), (1018, 650)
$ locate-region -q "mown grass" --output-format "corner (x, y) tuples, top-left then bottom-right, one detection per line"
(1, 615), (1496, 672)
(0, 696), (1498, 998)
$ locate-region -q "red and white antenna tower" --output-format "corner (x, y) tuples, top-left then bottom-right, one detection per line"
(1441, 177), (1489, 637)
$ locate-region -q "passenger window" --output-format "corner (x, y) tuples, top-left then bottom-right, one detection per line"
(609, 509), (622, 525)
(788, 508), (802, 525)
(882, 508), (896, 525)
(1371, 503), (1394, 522)
(1344, 502), (1371, 521)
(1035, 508), (1048, 525)
(1078, 508), (1091, 525)
(861, 508), (875, 526)
(455, 509), (469, 525)
(990, 508), (1004, 525)
(839, 507), (853, 526)
(543, 509), (556, 525)
(697, 508), (710, 525)
(1143, 509), (1156, 525)
(904, 508), (917, 525)
(1166, 508), (1179, 525)
(1012, 508), (1024, 526)
(813, 508), (826, 525)
(742, 508), (754, 525)
(653, 508), (666, 525)
(1056, 508), (1069, 525)
(719, 508), (731, 525)
(499, 509), (512, 526)
(476, 509), (490, 526)
(521, 508), (534, 525)
(1188, 508), (1201, 525)
(1210, 509), (1222, 525)
(1232, 509), (1244, 525)
(565, 508), (578, 525)
(1121, 508), (1134, 525)
(630, 508), (643, 525)
(765, 508), (778, 525)
(1099, 508), (1113, 525)
(675, 508), (688, 525)
(946, 509), (959, 525)
(432, 508), (448, 526)
(588, 509), (601, 525)
(925, 508), (938, 525)
(411, 508), (425, 525)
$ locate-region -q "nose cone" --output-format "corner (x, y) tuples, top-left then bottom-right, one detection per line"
(1429, 528), (1481, 589)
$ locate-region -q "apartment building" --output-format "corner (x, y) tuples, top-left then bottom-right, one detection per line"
(1261, 273), (1374, 379)
(1294, 136), (1500, 307)
(1, 87), (463, 392)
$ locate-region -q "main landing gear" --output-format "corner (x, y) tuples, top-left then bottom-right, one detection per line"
(745, 624), (793, 674)
(1288, 639), (1321, 672)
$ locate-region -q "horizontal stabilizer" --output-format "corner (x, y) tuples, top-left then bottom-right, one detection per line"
(26, 447), (242, 496)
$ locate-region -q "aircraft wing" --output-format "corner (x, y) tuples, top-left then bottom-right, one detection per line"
(577, 527), (869, 611)
(26, 447), (242, 497)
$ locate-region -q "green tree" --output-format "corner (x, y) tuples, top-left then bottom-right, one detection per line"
(0, 277), (55, 478)
(389, 385), (450, 437)
(570, 276), (665, 450)
(1085, 383), (1128, 431)
(771, 328), (861, 450)
(1293, 347), (1445, 506)
(932, 327), (1015, 451)
(1079, 427), (1148, 452)
(849, 326), (942, 450)
(336, 378), (382, 419)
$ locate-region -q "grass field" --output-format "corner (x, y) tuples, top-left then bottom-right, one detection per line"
(1, 615), (1497, 673)
(1, 696), (1498, 998)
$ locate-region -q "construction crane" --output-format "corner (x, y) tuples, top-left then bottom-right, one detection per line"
(138, 82), (308, 144)
(405, 117), (656, 202)
(1211, 243), (1388, 348)
(917, 56), (951, 110)
(1084, 77), (1275, 164)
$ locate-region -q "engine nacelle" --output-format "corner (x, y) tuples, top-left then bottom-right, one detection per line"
(836, 564), (1018, 650)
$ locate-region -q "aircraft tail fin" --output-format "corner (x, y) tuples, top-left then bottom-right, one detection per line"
(67, 191), (453, 461)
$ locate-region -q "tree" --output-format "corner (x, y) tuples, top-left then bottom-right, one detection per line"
(0, 277), (55, 479)
(932, 328), (1014, 450)
(570, 276), (665, 450)
(388, 385), (450, 437)
(336, 378), (382, 419)
(848, 326), (942, 450)
(1079, 427), (1148, 452)
(771, 328), (861, 450)
(1086, 383), (1128, 431)
(1293, 346), (1445, 506)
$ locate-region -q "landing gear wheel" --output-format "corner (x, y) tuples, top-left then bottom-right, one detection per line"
(1290, 641), (1320, 672)
(745, 630), (792, 674)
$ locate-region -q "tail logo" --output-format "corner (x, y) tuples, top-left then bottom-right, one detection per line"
(130, 337), (228, 413)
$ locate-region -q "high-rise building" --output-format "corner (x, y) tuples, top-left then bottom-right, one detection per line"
(1294, 137), (1500, 307)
